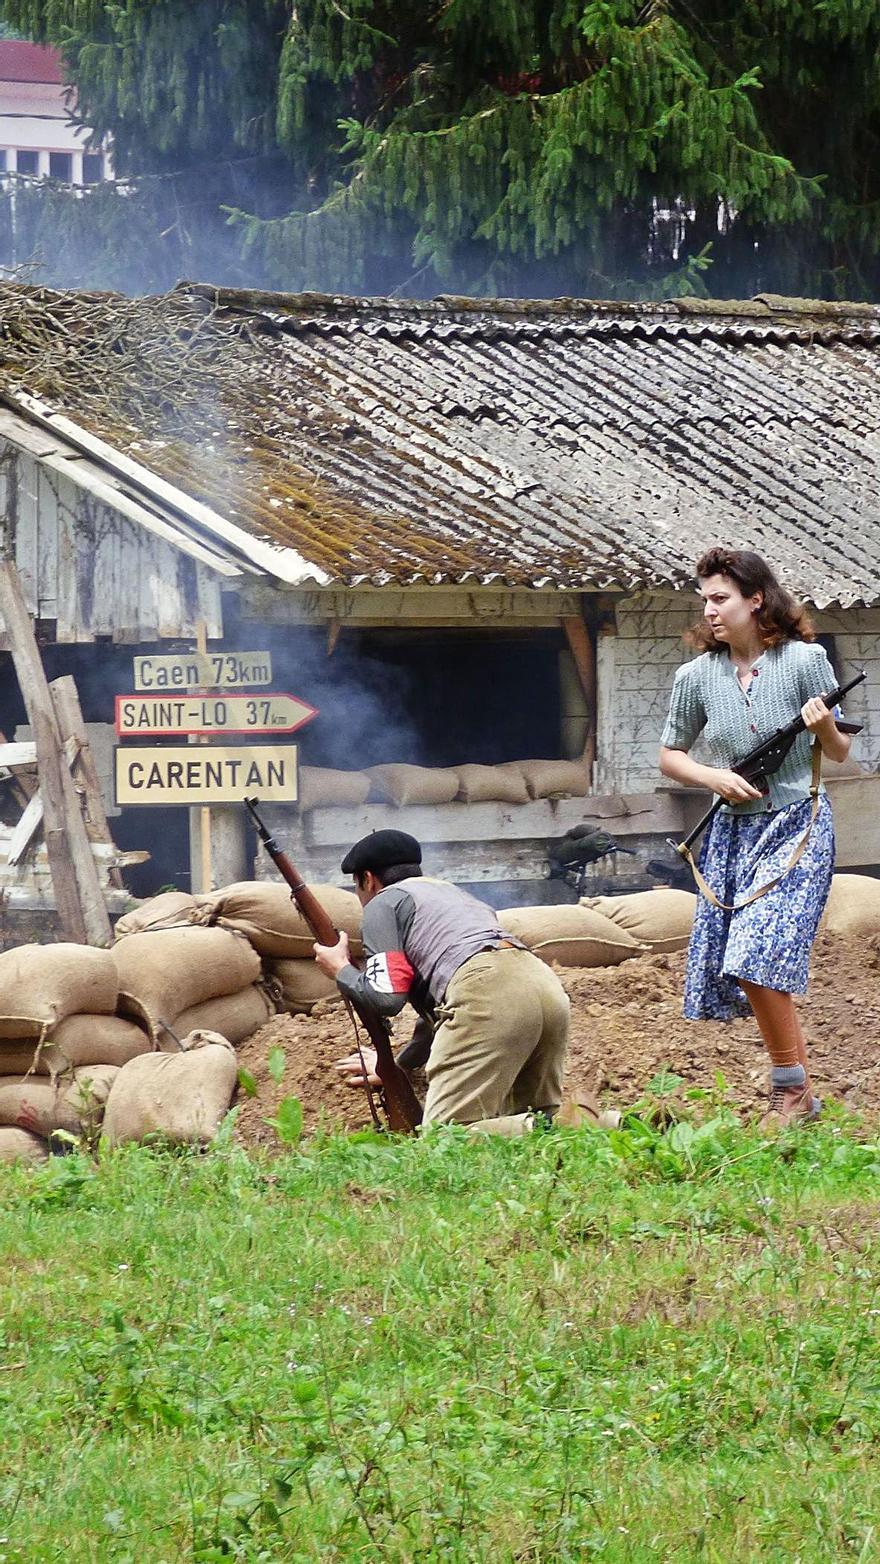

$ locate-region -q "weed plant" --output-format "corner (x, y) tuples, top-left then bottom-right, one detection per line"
(1, 1094), (880, 1561)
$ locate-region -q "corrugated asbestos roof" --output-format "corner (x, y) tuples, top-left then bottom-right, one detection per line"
(1, 282), (879, 605)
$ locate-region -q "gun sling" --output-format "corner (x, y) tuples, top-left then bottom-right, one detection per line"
(677, 740), (823, 912)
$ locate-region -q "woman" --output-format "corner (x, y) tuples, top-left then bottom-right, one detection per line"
(659, 547), (851, 1128)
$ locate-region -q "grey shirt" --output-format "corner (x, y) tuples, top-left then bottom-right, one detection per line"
(660, 639), (840, 816)
(336, 876), (521, 1019)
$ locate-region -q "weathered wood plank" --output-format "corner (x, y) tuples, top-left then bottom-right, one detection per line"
(0, 561), (111, 944)
(6, 733), (78, 864)
(239, 583), (582, 626)
(0, 742), (37, 767)
(13, 452), (39, 612)
(295, 792), (686, 849)
(6, 789), (45, 865)
(50, 676), (124, 888)
(36, 464), (60, 621)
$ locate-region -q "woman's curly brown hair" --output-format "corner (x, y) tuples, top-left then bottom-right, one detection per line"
(687, 547), (814, 652)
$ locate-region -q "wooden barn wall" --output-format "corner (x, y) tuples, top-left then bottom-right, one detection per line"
(0, 443), (222, 642)
(597, 591), (880, 791)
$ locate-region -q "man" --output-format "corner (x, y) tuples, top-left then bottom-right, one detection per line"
(312, 828), (570, 1134)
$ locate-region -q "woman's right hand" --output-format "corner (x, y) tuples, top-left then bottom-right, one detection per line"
(708, 768), (764, 804)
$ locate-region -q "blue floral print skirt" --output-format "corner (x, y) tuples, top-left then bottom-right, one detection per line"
(683, 795), (835, 1021)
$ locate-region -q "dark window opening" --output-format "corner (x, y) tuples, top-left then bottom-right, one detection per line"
(15, 150), (38, 176)
(49, 151), (72, 181)
(82, 153), (103, 184)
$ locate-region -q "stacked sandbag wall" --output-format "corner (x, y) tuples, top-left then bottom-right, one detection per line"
(0, 943), (137, 1161)
(196, 881), (363, 1015)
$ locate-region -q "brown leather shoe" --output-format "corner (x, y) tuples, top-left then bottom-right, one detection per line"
(759, 1085), (822, 1134)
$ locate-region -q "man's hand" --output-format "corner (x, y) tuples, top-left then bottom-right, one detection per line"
(334, 1047), (380, 1089)
(313, 931), (351, 978)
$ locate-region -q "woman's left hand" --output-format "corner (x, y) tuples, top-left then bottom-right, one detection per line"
(801, 695), (835, 735)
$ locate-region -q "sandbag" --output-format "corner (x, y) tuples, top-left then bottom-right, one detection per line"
(500, 759), (590, 799)
(0, 944), (118, 1040)
(581, 889), (696, 954)
(114, 891), (198, 940)
(821, 874), (880, 938)
(266, 958), (341, 1014)
(0, 1015), (152, 1078)
(454, 764), (530, 805)
(297, 767), (372, 811)
(113, 926), (261, 1043)
(0, 1065), (119, 1138)
(169, 984), (275, 1047)
(200, 881), (363, 960)
(0, 1127), (49, 1165)
(102, 1030), (238, 1147)
(499, 905), (644, 967)
(366, 764), (460, 807)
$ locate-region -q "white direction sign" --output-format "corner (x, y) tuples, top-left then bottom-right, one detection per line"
(132, 651), (273, 691)
(115, 745), (298, 806)
(115, 693), (317, 737)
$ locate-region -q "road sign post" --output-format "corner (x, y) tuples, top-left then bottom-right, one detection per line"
(117, 641), (315, 892)
(115, 745), (299, 807)
(115, 693), (317, 737)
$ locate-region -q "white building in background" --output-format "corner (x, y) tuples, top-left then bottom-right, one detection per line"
(0, 39), (110, 185)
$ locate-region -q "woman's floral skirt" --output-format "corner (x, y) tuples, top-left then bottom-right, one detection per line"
(683, 795), (834, 1021)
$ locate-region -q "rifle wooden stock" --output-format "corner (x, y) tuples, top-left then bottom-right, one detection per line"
(244, 798), (422, 1132)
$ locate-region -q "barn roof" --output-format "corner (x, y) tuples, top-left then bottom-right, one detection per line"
(0, 281), (879, 606)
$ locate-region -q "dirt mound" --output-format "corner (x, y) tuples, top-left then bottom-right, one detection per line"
(234, 932), (880, 1145)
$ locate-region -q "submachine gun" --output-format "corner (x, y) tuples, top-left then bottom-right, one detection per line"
(670, 668), (866, 862)
(244, 797), (423, 1134)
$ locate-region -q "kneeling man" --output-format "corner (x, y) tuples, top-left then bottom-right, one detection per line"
(313, 829), (569, 1135)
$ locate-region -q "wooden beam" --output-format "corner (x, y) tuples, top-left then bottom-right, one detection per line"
(561, 613), (597, 778)
(0, 560), (112, 944)
(49, 676), (123, 889)
(0, 742), (37, 767)
(6, 735), (77, 865)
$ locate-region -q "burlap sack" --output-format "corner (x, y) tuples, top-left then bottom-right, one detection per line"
(499, 905), (644, 966)
(298, 767), (372, 811)
(113, 927), (261, 1043)
(0, 1065), (119, 1137)
(821, 874), (880, 938)
(201, 881), (363, 960)
(0, 1015), (152, 1078)
(102, 1030), (238, 1147)
(114, 891), (198, 940)
(168, 984), (275, 1047)
(454, 764), (531, 805)
(500, 760), (590, 799)
(366, 764), (460, 807)
(266, 958), (340, 1014)
(0, 944), (118, 1040)
(581, 890), (696, 954)
(0, 1127), (49, 1165)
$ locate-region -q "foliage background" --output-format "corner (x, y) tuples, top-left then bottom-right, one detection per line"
(0, 1), (879, 299)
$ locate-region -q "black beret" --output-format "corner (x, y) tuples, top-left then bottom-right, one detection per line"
(341, 829), (423, 877)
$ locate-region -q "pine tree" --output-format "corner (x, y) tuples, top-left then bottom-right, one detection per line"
(3, 0), (880, 299)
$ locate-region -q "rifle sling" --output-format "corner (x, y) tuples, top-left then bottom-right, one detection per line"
(679, 741), (822, 912)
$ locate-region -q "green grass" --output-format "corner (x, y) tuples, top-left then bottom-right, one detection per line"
(2, 1103), (880, 1562)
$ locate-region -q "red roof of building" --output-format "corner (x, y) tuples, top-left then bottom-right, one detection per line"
(0, 40), (64, 85)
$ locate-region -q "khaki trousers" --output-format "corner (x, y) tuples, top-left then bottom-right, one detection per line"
(422, 947), (569, 1135)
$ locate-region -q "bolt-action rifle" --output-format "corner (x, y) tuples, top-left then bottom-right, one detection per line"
(244, 797), (423, 1133)
(670, 668), (866, 860)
